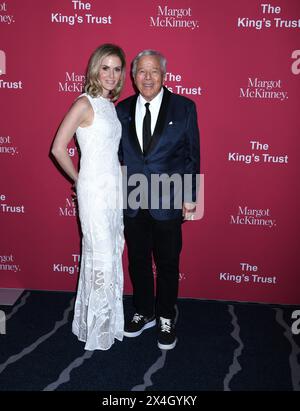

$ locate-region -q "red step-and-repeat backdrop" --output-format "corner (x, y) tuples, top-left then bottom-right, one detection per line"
(1, 0), (300, 304)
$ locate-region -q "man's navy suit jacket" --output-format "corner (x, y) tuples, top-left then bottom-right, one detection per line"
(116, 86), (200, 220)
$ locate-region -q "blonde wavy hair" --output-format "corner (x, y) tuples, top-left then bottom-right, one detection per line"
(84, 44), (126, 101)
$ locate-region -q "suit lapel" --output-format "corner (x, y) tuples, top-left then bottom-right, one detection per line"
(144, 86), (171, 156)
(128, 95), (143, 156)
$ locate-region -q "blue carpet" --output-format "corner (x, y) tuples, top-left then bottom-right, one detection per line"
(0, 291), (299, 392)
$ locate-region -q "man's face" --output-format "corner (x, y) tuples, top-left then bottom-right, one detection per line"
(134, 55), (164, 101)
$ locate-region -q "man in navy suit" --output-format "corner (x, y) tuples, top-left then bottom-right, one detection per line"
(117, 50), (200, 350)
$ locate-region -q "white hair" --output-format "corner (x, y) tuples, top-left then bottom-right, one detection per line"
(132, 49), (167, 77)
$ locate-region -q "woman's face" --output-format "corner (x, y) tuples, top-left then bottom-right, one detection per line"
(98, 54), (122, 97)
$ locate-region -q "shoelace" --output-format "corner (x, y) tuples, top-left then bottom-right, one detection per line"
(132, 313), (143, 323)
(160, 318), (171, 333)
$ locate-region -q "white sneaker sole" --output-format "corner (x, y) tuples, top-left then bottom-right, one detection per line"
(157, 337), (178, 350)
(124, 319), (156, 338)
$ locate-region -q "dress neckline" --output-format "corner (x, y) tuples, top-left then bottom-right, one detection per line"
(98, 95), (113, 103)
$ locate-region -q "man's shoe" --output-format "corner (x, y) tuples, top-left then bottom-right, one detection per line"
(124, 313), (156, 337)
(157, 317), (177, 350)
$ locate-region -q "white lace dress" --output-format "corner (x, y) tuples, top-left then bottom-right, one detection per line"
(72, 93), (124, 350)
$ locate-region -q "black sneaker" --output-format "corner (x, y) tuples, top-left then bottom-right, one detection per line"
(157, 317), (177, 350)
(124, 313), (156, 337)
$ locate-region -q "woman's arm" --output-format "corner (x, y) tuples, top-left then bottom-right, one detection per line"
(51, 96), (93, 183)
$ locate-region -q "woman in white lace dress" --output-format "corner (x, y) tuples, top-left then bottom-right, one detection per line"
(52, 44), (126, 350)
